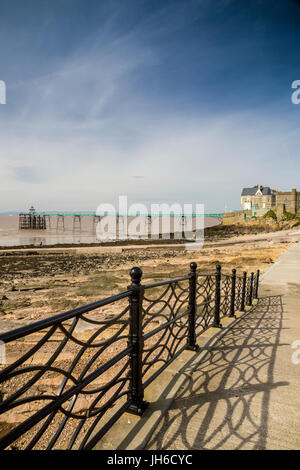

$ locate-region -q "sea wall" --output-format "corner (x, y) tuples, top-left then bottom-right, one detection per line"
(222, 210), (251, 225)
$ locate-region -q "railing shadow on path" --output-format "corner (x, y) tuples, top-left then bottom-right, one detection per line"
(146, 295), (289, 450)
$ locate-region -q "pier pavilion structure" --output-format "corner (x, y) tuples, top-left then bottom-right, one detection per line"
(19, 207), (46, 230)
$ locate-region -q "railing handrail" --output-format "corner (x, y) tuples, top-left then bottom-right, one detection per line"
(0, 290), (132, 343)
(143, 274), (190, 289)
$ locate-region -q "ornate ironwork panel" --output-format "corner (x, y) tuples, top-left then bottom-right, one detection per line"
(220, 274), (232, 317)
(235, 276), (244, 311)
(246, 276), (251, 305)
(142, 276), (190, 386)
(0, 293), (131, 450)
(195, 274), (216, 335)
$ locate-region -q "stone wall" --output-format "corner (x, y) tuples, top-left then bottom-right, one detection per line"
(276, 189), (299, 214)
(252, 208), (268, 217)
(222, 210), (251, 225)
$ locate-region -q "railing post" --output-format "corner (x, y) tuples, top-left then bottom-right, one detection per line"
(247, 272), (254, 307)
(254, 269), (260, 299)
(187, 262), (199, 351)
(212, 264), (222, 328)
(229, 268), (236, 318)
(127, 267), (148, 415)
(241, 271), (247, 312)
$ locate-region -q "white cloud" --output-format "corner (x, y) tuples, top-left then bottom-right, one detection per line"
(1, 108), (298, 212)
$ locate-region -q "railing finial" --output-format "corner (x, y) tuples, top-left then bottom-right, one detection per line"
(130, 266), (143, 285)
(190, 261), (197, 272)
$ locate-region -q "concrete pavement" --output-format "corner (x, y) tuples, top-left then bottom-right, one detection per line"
(146, 242), (300, 450)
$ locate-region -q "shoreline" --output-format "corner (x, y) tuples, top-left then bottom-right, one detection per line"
(0, 214), (222, 248)
(0, 222), (299, 252)
(0, 238), (188, 251)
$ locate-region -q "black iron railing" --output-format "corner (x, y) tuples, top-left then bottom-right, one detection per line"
(0, 264), (260, 450)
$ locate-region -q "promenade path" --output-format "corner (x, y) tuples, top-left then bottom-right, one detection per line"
(146, 242), (300, 450)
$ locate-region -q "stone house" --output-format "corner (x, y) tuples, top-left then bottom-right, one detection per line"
(241, 185), (277, 212)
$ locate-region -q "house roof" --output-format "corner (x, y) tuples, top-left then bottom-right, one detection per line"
(241, 185), (274, 196)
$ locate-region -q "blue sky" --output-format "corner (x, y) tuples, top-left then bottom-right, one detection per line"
(1, 0), (300, 212)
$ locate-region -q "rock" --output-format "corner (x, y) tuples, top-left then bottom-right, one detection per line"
(72, 397), (90, 413)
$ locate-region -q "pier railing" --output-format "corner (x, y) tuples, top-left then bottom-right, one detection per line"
(0, 264), (259, 450)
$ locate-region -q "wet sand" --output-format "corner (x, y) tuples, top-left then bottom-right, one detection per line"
(0, 215), (221, 247)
